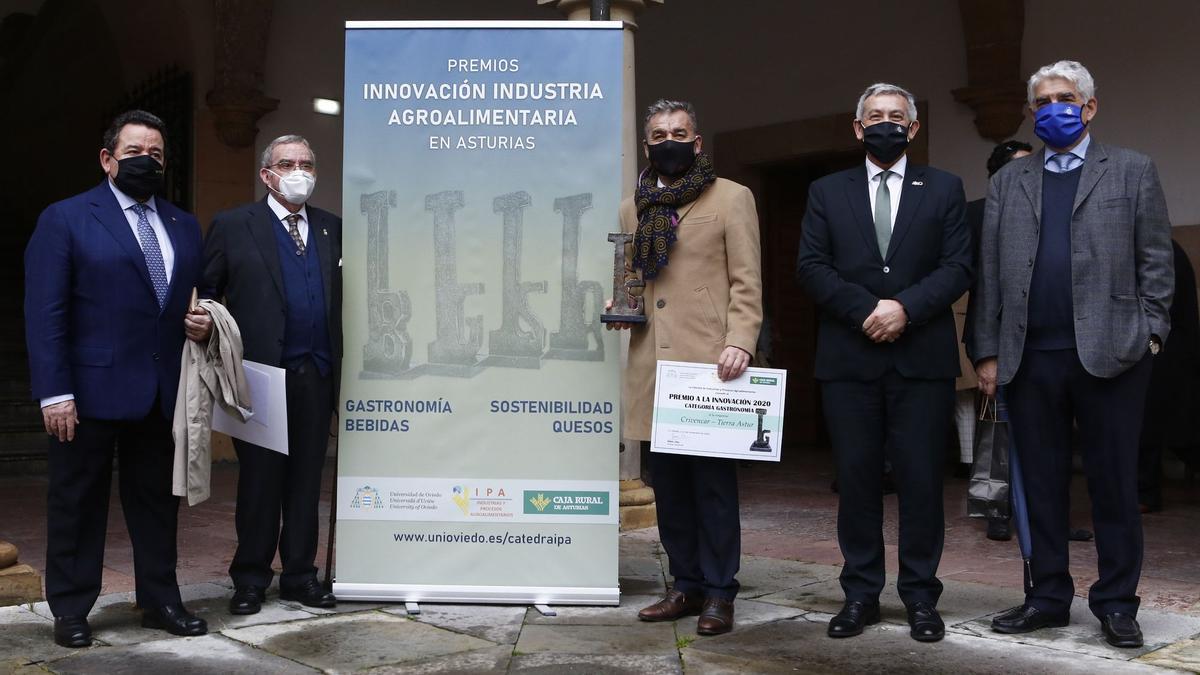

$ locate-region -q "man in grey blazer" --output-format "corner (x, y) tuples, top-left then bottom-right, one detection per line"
(968, 60), (1173, 648)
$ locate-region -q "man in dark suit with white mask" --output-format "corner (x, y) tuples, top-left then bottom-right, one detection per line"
(200, 134), (342, 615)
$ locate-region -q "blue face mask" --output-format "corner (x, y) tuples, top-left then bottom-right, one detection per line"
(1034, 102), (1087, 149)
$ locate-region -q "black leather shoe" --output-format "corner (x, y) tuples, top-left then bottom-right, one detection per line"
(229, 586), (266, 615)
(280, 579), (336, 608)
(142, 604), (207, 636)
(907, 602), (945, 642)
(1101, 612), (1143, 648)
(53, 616), (92, 648)
(990, 604), (1069, 634)
(828, 600), (881, 638)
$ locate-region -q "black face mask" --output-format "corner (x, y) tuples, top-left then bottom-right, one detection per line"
(112, 154), (165, 201)
(861, 121), (911, 165)
(646, 139), (697, 178)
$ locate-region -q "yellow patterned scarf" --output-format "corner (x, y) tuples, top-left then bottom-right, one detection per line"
(633, 153), (716, 280)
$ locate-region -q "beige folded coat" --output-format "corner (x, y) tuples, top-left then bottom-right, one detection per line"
(172, 299), (252, 506)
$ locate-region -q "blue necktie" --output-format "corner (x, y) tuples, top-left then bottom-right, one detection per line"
(131, 202), (169, 308)
(1052, 152), (1076, 173)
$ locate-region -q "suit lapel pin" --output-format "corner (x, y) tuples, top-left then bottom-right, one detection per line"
(911, 181), (924, 186)
(323, 228), (328, 236)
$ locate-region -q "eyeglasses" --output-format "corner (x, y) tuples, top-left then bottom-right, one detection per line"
(270, 160), (315, 172)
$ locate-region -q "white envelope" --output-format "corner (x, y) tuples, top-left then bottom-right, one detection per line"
(213, 360), (289, 455)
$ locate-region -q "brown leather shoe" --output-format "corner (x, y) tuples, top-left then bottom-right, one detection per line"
(637, 589), (704, 622)
(696, 597), (735, 635)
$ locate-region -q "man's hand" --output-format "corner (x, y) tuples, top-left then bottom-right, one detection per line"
(717, 346), (751, 381)
(976, 357), (998, 397)
(862, 299), (907, 343)
(43, 400), (79, 442)
(185, 306), (213, 342)
(602, 299), (636, 331)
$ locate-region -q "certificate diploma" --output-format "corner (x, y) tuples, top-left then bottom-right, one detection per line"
(650, 360), (787, 462)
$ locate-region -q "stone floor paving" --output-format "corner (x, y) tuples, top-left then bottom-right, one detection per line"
(3, 452), (1198, 672)
(222, 611), (494, 672)
(45, 634), (319, 675)
(4, 539), (1200, 674)
(681, 617), (1175, 675)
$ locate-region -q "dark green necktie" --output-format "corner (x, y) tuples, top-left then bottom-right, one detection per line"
(874, 170), (892, 258)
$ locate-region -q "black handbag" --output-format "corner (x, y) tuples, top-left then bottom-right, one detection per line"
(968, 396), (1011, 519)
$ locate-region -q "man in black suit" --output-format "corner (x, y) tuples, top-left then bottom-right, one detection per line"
(25, 110), (210, 647)
(796, 83), (971, 643)
(200, 134), (341, 613)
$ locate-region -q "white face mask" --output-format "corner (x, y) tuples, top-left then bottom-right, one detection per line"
(269, 169), (316, 205)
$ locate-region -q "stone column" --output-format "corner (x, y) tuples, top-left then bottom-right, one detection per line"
(0, 540), (42, 606)
(206, 0), (278, 149)
(201, 0), (281, 462)
(951, 0), (1027, 142)
(540, 0), (662, 530)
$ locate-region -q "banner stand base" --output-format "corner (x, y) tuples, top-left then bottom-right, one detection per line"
(332, 582), (619, 606)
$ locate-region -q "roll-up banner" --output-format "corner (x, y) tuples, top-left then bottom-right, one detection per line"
(336, 21), (623, 604)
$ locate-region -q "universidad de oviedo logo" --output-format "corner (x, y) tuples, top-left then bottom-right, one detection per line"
(524, 491), (609, 516)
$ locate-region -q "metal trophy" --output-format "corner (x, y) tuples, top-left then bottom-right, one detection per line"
(600, 232), (646, 324)
(749, 408), (772, 452)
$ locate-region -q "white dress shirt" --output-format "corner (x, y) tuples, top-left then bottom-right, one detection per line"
(865, 154), (907, 231)
(109, 180), (175, 280)
(42, 182), (177, 409)
(267, 195), (310, 244)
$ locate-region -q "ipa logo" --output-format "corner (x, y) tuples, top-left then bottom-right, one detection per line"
(451, 485), (470, 515)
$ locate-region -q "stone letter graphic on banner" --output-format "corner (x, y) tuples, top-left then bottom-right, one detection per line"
(337, 21), (623, 604)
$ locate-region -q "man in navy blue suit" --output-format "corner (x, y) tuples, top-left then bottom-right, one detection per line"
(24, 110), (211, 648)
(797, 83), (972, 643)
